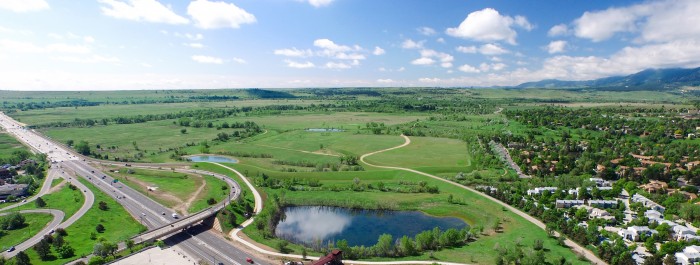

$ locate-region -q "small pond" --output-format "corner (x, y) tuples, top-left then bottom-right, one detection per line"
(275, 206), (467, 247)
(306, 128), (344, 132)
(186, 155), (238, 163)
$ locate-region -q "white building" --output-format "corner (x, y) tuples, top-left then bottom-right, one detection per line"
(618, 226), (658, 241)
(527, 187), (558, 196)
(674, 225), (698, 240)
(631, 194), (666, 213)
(556, 199), (584, 208)
(675, 245), (700, 265)
(589, 177), (612, 187)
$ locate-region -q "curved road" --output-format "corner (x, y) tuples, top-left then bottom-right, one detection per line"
(360, 135), (606, 265)
(0, 209), (64, 257)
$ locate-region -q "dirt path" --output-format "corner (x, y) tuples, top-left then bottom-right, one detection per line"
(47, 179), (67, 193)
(360, 135), (607, 265)
(176, 177), (207, 215)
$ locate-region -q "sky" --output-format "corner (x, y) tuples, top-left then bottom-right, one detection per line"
(1, 0), (700, 90)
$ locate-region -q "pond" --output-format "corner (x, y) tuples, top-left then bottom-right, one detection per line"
(275, 206), (467, 247)
(186, 155), (238, 163)
(306, 128), (344, 132)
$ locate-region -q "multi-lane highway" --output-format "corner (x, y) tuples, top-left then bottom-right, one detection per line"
(0, 112), (267, 265)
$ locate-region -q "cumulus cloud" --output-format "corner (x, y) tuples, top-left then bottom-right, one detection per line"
(573, 5), (645, 42)
(172, 32), (204, 41)
(418, 77), (441, 83)
(187, 0), (256, 29)
(458, 64), (480, 73)
(0, 40), (90, 54)
(377, 78), (394, 83)
(479, 43), (509, 55)
(184, 43), (204, 48)
(548, 24), (569, 37)
(446, 8), (532, 45)
(53, 55), (120, 64)
(417, 27), (437, 36)
(547, 40), (567, 54)
(231, 57), (246, 64)
(480, 62), (506, 71)
(0, 0), (48, 12)
(274, 48), (313, 57)
(401, 39), (425, 49)
(285, 59), (315, 68)
(413, 49), (454, 68)
(373, 46), (385, 55)
(191, 55), (223, 64)
(456, 46), (477, 53)
(98, 0), (189, 24)
(307, 0), (333, 8)
(411, 57), (435, 65)
(325, 62), (351, 69)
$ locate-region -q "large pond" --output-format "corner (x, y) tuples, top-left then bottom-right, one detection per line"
(275, 206), (467, 247)
(186, 155), (238, 163)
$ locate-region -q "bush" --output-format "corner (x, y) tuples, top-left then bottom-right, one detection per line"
(95, 224), (105, 233)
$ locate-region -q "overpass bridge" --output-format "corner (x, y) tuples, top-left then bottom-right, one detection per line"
(130, 206), (224, 244)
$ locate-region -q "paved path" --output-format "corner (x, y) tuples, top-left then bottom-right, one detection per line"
(0, 209), (64, 257)
(489, 140), (530, 178)
(360, 135), (606, 265)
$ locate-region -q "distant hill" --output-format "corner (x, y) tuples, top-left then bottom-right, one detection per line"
(516, 67), (700, 90)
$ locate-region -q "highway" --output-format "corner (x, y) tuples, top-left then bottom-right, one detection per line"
(0, 112), (267, 265)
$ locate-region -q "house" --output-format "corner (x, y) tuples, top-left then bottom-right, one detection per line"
(588, 199), (618, 209)
(0, 184), (28, 200)
(639, 180), (668, 193)
(632, 194), (666, 213)
(618, 226), (657, 241)
(17, 159), (36, 168)
(589, 177), (612, 187)
(644, 210), (663, 220)
(576, 205), (616, 221)
(556, 199), (584, 208)
(527, 187), (558, 196)
(673, 225), (697, 240)
(310, 250), (343, 265)
(675, 245), (700, 265)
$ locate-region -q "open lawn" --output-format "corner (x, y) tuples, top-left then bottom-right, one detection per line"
(0, 213), (53, 252)
(0, 132), (26, 159)
(106, 167), (200, 212)
(252, 130), (405, 156)
(363, 136), (471, 173)
(188, 175), (229, 213)
(12, 184), (84, 220)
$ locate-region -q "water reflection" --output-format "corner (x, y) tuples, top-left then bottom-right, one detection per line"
(187, 155), (238, 163)
(275, 206), (467, 247)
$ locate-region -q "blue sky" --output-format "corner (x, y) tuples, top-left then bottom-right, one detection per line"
(1, 0), (699, 90)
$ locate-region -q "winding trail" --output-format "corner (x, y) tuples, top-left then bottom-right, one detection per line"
(360, 135), (606, 265)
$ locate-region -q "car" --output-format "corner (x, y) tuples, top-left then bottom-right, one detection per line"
(7, 246), (15, 252)
(246, 258), (254, 264)
(142, 213), (146, 216)
(162, 212), (166, 215)
(49, 229), (55, 234)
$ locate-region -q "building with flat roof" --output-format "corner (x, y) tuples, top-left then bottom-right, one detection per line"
(0, 183), (28, 200)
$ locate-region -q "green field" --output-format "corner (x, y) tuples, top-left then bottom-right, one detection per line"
(364, 136), (471, 173)
(11, 184), (84, 220)
(106, 168), (200, 211)
(0, 132), (26, 159)
(0, 213), (54, 252)
(188, 175), (230, 213)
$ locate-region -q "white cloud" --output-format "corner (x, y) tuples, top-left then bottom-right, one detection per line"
(548, 24), (569, 37)
(285, 59), (315, 68)
(185, 43), (204, 48)
(458, 64), (480, 73)
(274, 48), (313, 57)
(141, 62), (152, 67)
(0, 0), (48, 12)
(547, 40), (567, 54)
(325, 62), (351, 69)
(573, 5), (646, 42)
(397, 67), (405, 72)
(0, 40), (90, 54)
(53, 55), (120, 64)
(417, 27), (437, 36)
(231, 57), (246, 64)
(436, 38), (445, 43)
(307, 0), (333, 8)
(479, 43), (509, 55)
(373, 46), (385, 55)
(446, 8), (531, 45)
(187, 0), (256, 29)
(313, 38), (365, 61)
(314, 38), (352, 52)
(411, 57), (435, 65)
(401, 39), (424, 49)
(456, 46), (477, 53)
(173, 32), (204, 41)
(84, 36), (95, 43)
(191, 55), (223, 64)
(479, 62), (506, 71)
(98, 0), (189, 24)
(0, 26), (32, 36)
(419, 77), (441, 83)
(377, 79), (394, 83)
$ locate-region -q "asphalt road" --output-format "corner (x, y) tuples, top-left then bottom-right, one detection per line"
(0, 209), (64, 256)
(0, 112), (267, 265)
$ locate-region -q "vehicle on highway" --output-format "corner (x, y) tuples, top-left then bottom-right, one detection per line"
(172, 213), (179, 219)
(246, 257), (254, 264)
(7, 246), (15, 252)
(162, 212), (166, 215)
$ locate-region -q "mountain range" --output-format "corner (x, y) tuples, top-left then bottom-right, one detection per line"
(516, 67), (700, 90)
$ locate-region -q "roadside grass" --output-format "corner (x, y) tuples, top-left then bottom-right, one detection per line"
(50, 178), (63, 188)
(23, 177), (145, 265)
(11, 184), (84, 220)
(0, 132), (26, 158)
(106, 167), (200, 210)
(0, 213), (53, 251)
(231, 163), (585, 264)
(192, 163), (257, 232)
(188, 175), (229, 213)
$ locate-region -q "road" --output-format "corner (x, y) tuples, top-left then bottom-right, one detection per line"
(0, 112), (267, 265)
(360, 135), (607, 265)
(0, 209), (64, 255)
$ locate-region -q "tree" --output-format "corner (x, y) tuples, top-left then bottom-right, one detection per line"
(56, 244), (75, 259)
(14, 251), (30, 265)
(375, 234), (394, 257)
(74, 140), (91, 155)
(399, 235), (416, 256)
(643, 254), (662, 265)
(207, 198), (217, 205)
(0, 212), (26, 230)
(125, 239), (135, 252)
(33, 239), (52, 260)
(302, 248), (308, 260)
(227, 211), (237, 227)
(180, 128), (187, 134)
(66, 140), (74, 146)
(95, 223), (105, 233)
(98, 201), (109, 211)
(664, 253), (677, 265)
(34, 197), (46, 208)
(55, 228), (67, 236)
(52, 234), (65, 248)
